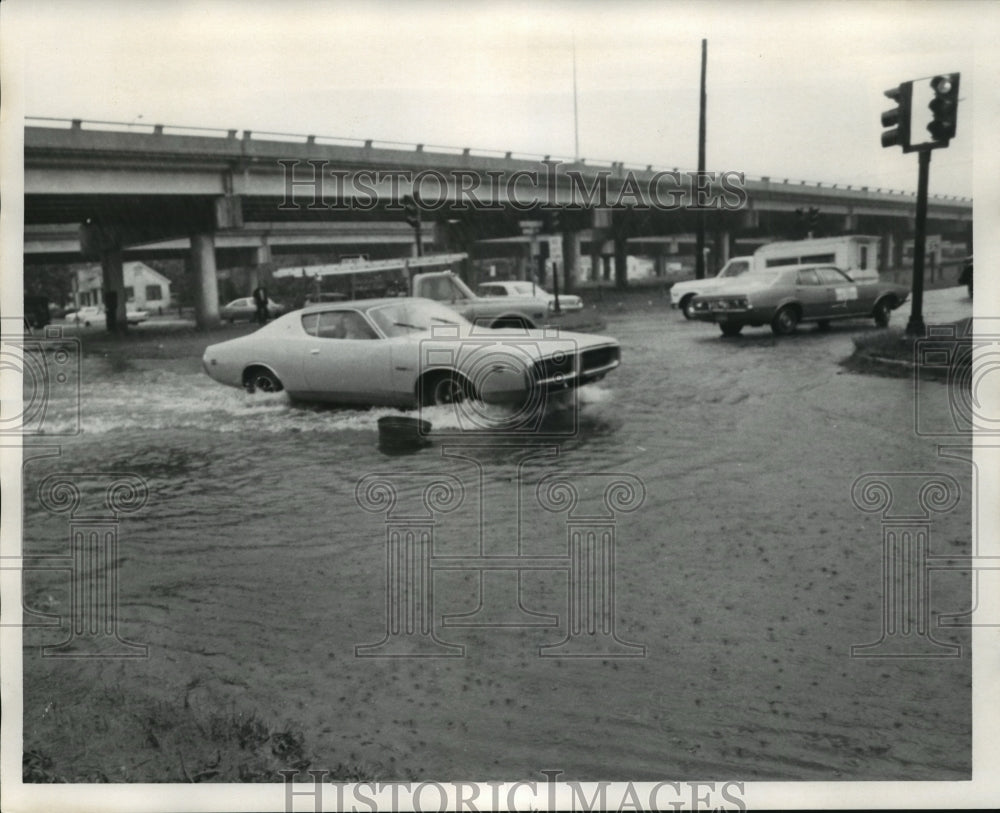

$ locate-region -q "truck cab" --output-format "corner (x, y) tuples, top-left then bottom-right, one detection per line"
(669, 256), (755, 319)
(411, 271), (549, 328)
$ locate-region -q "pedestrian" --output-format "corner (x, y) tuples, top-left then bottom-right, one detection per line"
(958, 258), (973, 299)
(252, 285), (270, 324)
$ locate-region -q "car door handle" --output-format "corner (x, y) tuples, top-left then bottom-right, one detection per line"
(310, 348), (320, 355)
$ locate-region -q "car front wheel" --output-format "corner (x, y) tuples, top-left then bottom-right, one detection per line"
(771, 306), (800, 335)
(421, 372), (472, 406)
(244, 367), (283, 394)
(680, 296), (697, 320)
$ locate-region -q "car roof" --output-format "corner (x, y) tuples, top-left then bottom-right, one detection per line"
(765, 263), (850, 273)
(297, 296), (438, 315)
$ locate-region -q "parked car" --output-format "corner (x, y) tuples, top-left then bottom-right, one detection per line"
(73, 304), (149, 326)
(689, 264), (909, 337)
(219, 297), (286, 323)
(477, 280), (584, 313)
(74, 306), (103, 326)
(201, 297), (621, 408)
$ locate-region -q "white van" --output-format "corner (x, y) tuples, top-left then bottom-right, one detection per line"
(670, 235), (881, 319)
(754, 235), (880, 282)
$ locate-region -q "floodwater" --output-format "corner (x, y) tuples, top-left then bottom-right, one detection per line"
(20, 289), (973, 781)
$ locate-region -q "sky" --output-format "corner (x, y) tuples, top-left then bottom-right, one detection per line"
(2, 0), (995, 199)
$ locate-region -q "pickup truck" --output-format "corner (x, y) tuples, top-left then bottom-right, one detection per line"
(669, 257), (755, 319)
(409, 270), (551, 328)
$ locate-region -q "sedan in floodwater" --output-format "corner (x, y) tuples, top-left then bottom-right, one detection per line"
(201, 297), (621, 407)
(689, 264), (909, 337)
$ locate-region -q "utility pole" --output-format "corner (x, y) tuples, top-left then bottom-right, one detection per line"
(404, 195), (422, 257)
(695, 39), (707, 280)
(573, 37), (580, 162)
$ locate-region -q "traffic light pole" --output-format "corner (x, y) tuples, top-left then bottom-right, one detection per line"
(695, 38), (707, 280)
(905, 149), (931, 336)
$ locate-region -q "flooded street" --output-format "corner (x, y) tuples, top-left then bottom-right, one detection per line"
(21, 289), (972, 781)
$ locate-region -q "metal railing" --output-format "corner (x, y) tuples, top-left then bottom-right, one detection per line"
(24, 116), (972, 203)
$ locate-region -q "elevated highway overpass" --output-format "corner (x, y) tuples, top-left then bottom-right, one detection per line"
(24, 117), (972, 329)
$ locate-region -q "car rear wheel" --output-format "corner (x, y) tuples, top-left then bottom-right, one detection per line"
(421, 372), (472, 406)
(244, 367), (283, 394)
(719, 323), (743, 337)
(771, 306), (800, 335)
(873, 298), (894, 328)
(680, 295), (697, 320)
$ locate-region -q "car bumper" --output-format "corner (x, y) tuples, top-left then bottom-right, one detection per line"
(475, 344), (620, 404)
(690, 303), (770, 325)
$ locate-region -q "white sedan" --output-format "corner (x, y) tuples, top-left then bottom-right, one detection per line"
(201, 297), (620, 408)
(73, 305), (149, 326)
(477, 281), (583, 313)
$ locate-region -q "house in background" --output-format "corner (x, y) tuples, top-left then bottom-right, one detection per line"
(74, 262), (172, 312)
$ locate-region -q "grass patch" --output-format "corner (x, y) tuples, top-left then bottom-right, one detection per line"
(23, 686), (377, 783)
(101, 350), (135, 373)
(841, 319), (972, 381)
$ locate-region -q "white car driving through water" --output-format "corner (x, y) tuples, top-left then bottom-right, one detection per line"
(202, 297), (621, 408)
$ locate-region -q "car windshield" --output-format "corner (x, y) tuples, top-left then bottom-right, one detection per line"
(719, 261), (750, 278)
(368, 300), (468, 338)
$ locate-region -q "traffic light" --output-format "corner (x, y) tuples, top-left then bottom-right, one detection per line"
(926, 73), (960, 144)
(403, 195), (420, 228)
(881, 81), (912, 150)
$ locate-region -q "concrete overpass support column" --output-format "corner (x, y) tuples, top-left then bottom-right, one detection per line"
(613, 232), (628, 289)
(719, 231), (731, 264)
(881, 232), (895, 273)
(248, 243), (272, 294)
(100, 246), (127, 334)
(561, 229), (578, 294)
(590, 233), (603, 282)
(190, 233), (221, 330)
